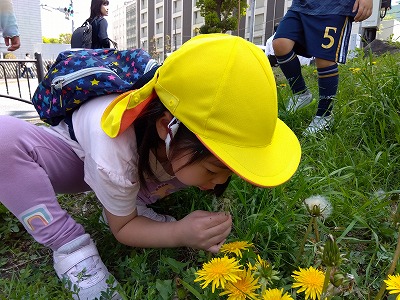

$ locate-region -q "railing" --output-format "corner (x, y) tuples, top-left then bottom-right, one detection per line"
(0, 52), (45, 104)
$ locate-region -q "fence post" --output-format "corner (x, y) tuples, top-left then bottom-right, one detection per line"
(34, 52), (45, 83)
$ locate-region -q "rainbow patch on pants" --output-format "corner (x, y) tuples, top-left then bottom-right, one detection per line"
(19, 204), (53, 231)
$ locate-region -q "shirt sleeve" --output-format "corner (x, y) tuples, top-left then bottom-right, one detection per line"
(72, 94), (140, 216)
(97, 18), (110, 48)
(0, 0), (19, 37)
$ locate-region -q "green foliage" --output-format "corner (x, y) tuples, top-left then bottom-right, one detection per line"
(1, 51), (400, 299)
(42, 37), (61, 44)
(3, 53), (16, 59)
(42, 33), (72, 44)
(196, 0), (247, 33)
(59, 33), (72, 44)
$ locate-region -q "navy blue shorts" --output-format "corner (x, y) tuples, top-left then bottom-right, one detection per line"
(274, 10), (354, 63)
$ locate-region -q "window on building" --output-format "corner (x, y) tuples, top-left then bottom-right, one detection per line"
(156, 21), (164, 34)
(173, 0), (182, 13)
(141, 26), (148, 37)
(193, 10), (203, 25)
(157, 37), (163, 49)
(141, 0), (147, 9)
(253, 36), (263, 45)
(256, 0), (264, 9)
(254, 14), (264, 31)
(177, 33), (182, 47)
(141, 12), (147, 23)
(174, 16), (182, 29)
(172, 32), (182, 50)
(156, 6), (163, 19)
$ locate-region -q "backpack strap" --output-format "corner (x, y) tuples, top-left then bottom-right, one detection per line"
(108, 38), (118, 49)
(64, 114), (77, 142)
(64, 64), (160, 142)
(132, 64), (160, 89)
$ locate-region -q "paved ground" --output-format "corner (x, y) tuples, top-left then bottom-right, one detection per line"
(0, 78), (41, 120)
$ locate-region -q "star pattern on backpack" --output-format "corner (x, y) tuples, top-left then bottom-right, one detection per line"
(32, 48), (156, 126)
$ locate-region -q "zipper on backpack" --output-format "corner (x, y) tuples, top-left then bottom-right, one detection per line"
(50, 67), (120, 93)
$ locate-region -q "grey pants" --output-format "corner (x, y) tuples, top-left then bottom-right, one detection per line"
(0, 116), (91, 250)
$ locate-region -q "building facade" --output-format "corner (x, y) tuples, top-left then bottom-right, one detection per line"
(111, 0), (290, 62)
(112, 1), (137, 51)
(0, 0), (42, 59)
(245, 0), (287, 45)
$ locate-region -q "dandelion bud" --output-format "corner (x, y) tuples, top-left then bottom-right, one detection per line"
(331, 272), (345, 287)
(322, 234), (341, 267)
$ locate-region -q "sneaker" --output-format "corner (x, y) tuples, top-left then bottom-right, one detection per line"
(303, 115), (334, 136)
(53, 234), (122, 300)
(286, 90), (313, 112)
(100, 206), (176, 224)
(136, 204), (177, 222)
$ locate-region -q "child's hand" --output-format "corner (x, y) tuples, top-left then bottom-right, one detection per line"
(177, 210), (232, 253)
(353, 0), (373, 22)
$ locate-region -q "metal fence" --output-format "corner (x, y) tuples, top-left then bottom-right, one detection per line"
(0, 53), (46, 104)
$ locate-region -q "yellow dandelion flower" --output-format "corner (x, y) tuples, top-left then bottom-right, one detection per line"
(219, 269), (260, 300)
(352, 67), (361, 73)
(279, 83), (287, 87)
(220, 241), (253, 257)
(262, 288), (294, 300)
(384, 274), (400, 298)
(249, 255), (280, 286)
(292, 266), (324, 300)
(372, 61), (377, 65)
(194, 256), (242, 293)
(256, 255), (270, 269)
(248, 255), (269, 271)
(248, 255), (271, 275)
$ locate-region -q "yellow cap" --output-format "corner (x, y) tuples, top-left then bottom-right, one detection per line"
(101, 33), (301, 187)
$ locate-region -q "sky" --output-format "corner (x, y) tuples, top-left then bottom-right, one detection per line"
(40, 0), (115, 38)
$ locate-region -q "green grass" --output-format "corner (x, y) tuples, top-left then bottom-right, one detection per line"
(1, 50), (399, 299)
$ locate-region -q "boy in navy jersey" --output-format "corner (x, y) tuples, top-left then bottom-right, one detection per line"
(273, 0), (373, 135)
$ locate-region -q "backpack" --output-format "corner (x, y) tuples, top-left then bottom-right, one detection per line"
(71, 19), (93, 49)
(32, 48), (159, 127)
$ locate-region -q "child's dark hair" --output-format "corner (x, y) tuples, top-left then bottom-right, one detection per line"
(89, 0), (109, 19)
(134, 97), (230, 196)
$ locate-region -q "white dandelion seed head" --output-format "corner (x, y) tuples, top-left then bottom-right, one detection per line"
(373, 189), (386, 201)
(304, 195), (332, 219)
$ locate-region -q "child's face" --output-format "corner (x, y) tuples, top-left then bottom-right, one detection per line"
(171, 152), (232, 191)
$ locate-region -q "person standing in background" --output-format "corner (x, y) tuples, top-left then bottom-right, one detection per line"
(265, 23), (314, 67)
(20, 53), (34, 78)
(0, 0), (20, 51)
(273, 0), (373, 135)
(89, 0), (111, 49)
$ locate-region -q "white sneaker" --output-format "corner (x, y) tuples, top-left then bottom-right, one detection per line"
(303, 115), (334, 136)
(136, 203), (177, 222)
(100, 206), (176, 225)
(53, 234), (122, 300)
(287, 90), (313, 112)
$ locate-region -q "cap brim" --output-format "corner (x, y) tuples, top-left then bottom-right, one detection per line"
(196, 119), (301, 187)
(101, 74), (158, 137)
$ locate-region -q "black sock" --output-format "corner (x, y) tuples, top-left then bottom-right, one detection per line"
(276, 50), (307, 94)
(317, 64), (338, 116)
